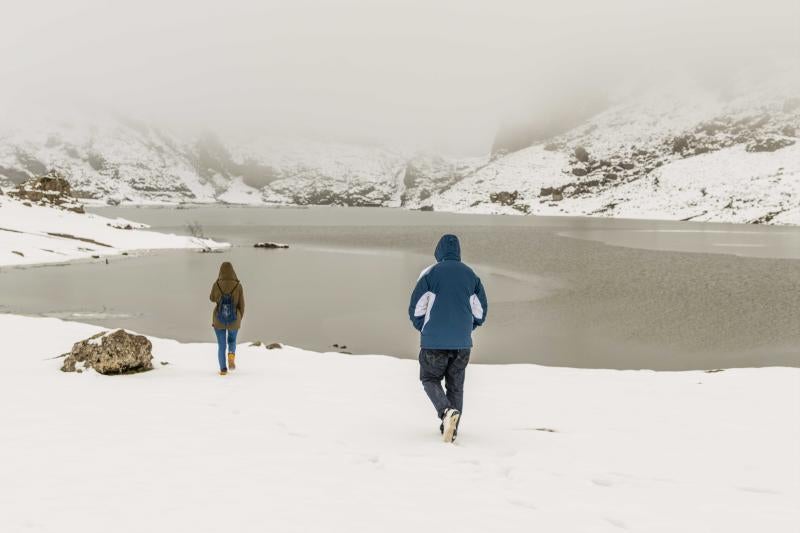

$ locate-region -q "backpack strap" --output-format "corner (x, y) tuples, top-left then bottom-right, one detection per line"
(216, 281), (239, 296)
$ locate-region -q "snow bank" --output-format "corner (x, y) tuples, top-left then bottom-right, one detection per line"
(0, 195), (228, 266)
(0, 314), (796, 532)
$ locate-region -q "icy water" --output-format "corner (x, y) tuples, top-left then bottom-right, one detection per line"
(2, 206), (799, 369)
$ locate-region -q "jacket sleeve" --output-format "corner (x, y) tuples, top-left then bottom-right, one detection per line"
(408, 274), (431, 332)
(237, 284), (245, 318)
(210, 282), (220, 303)
(471, 277), (488, 329)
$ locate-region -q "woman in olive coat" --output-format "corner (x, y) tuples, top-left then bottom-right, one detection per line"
(210, 262), (245, 375)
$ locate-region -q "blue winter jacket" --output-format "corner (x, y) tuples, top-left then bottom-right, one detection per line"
(408, 234), (488, 349)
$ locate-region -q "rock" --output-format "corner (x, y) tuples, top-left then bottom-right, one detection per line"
(12, 250), (24, 257)
(8, 171), (85, 213)
(574, 146), (589, 162)
(61, 330), (153, 375)
(619, 162), (635, 170)
(552, 191), (563, 201)
(489, 190), (518, 206)
(250, 341), (263, 347)
(418, 205), (434, 211)
(746, 138), (795, 153)
(160, 361), (169, 366)
(571, 166), (587, 177)
(254, 242), (289, 249)
(672, 135), (690, 154)
(265, 342), (283, 350)
(781, 126), (796, 137)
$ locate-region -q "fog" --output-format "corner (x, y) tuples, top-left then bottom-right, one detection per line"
(1, 0), (798, 154)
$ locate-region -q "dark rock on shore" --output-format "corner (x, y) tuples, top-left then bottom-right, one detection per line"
(489, 190), (519, 206)
(254, 242), (289, 249)
(61, 330), (153, 375)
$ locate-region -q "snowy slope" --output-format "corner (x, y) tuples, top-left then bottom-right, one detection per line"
(0, 313), (797, 533)
(436, 84), (800, 223)
(0, 194), (226, 266)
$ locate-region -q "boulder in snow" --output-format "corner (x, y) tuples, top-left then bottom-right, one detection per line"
(489, 190), (519, 206)
(571, 166), (588, 177)
(61, 330), (153, 375)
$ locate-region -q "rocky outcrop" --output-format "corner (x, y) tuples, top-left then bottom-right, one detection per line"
(745, 137), (796, 153)
(61, 330), (153, 375)
(8, 171), (85, 213)
(489, 190), (518, 206)
(254, 241), (289, 249)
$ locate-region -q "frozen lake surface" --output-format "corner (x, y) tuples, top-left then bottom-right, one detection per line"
(1, 206), (798, 369)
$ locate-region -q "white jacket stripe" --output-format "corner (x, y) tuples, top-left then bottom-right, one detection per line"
(469, 294), (484, 320)
(414, 291), (436, 330)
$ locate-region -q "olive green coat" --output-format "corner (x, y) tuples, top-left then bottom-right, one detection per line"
(210, 262), (245, 330)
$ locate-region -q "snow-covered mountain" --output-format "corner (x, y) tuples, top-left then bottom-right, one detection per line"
(438, 81), (800, 224)
(1, 80), (798, 224)
(0, 113), (476, 209)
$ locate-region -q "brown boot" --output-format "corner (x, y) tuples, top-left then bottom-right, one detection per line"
(227, 352), (236, 370)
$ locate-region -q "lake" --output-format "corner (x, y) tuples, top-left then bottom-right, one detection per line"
(2, 206), (799, 369)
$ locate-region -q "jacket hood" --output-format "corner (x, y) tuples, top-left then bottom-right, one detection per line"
(434, 234), (461, 262)
(218, 262), (239, 282)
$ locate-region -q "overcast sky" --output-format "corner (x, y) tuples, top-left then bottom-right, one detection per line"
(1, 0), (798, 154)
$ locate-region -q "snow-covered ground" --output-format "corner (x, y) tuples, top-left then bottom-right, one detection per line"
(0, 195), (226, 266)
(0, 313), (797, 532)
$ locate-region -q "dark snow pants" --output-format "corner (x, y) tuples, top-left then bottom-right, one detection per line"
(419, 348), (471, 418)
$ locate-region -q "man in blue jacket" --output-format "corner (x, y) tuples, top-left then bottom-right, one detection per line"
(408, 234), (488, 443)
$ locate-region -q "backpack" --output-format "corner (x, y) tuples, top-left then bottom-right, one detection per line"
(216, 281), (239, 326)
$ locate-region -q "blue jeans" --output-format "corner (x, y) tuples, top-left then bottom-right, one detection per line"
(214, 328), (238, 370)
(419, 348), (471, 418)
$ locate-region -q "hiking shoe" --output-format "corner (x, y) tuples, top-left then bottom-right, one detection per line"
(227, 353), (236, 370)
(442, 409), (460, 443)
(439, 421), (458, 441)
(219, 368), (228, 376)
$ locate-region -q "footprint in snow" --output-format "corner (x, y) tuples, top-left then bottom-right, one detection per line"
(738, 486), (781, 495)
(604, 517), (629, 530)
(507, 498), (537, 510)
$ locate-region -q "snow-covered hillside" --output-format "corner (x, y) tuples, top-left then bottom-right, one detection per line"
(1, 81), (798, 224)
(0, 313), (797, 532)
(440, 83), (800, 224)
(0, 194), (226, 266)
